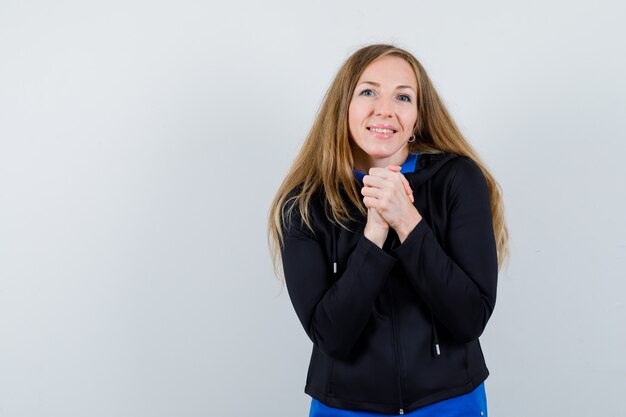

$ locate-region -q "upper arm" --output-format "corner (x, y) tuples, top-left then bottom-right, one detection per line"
(444, 158), (498, 308)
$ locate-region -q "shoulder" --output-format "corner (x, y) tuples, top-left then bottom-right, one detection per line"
(281, 186), (326, 240)
(441, 156), (491, 211)
(435, 154), (486, 188)
(419, 154), (489, 209)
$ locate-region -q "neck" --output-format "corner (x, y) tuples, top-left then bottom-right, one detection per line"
(352, 145), (410, 173)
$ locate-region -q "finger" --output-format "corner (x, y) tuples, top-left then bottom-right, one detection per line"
(397, 174), (411, 194)
(362, 196), (379, 209)
(362, 175), (388, 189)
(361, 185), (384, 199)
(383, 166), (410, 193)
(399, 175), (414, 203)
(365, 174), (412, 203)
(368, 167), (395, 178)
(369, 168), (414, 203)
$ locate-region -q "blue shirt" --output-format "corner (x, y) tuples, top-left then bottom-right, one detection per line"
(352, 152), (419, 181)
(309, 383), (487, 417)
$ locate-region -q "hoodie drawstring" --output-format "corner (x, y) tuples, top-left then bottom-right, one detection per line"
(331, 222), (338, 275)
(430, 314), (441, 357)
(426, 179), (442, 358)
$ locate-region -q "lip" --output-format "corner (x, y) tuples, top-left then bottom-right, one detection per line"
(368, 123), (398, 131)
(367, 123), (398, 140)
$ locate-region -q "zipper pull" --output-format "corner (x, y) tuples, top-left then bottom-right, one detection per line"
(399, 409), (404, 415)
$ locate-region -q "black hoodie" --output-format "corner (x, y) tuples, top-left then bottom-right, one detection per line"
(280, 152), (498, 414)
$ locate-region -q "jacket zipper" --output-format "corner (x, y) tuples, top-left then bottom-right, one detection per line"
(388, 282), (405, 415)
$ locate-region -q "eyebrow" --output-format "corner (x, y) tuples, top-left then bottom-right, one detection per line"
(359, 81), (416, 92)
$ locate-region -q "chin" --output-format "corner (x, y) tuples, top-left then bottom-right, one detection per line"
(367, 147), (396, 159)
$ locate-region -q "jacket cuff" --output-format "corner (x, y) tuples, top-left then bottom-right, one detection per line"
(390, 219), (431, 257)
(356, 234), (397, 286)
(359, 233), (397, 261)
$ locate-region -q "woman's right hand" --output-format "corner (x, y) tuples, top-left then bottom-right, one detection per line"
(364, 207), (389, 248)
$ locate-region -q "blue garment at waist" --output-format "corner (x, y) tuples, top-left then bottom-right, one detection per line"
(309, 383), (487, 417)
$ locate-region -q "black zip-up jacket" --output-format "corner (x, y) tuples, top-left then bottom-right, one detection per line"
(280, 153), (498, 414)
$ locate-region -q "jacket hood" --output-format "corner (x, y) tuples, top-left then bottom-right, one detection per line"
(404, 152), (459, 188)
(352, 151), (459, 188)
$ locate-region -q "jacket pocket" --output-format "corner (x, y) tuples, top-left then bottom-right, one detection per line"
(327, 358), (335, 395)
(326, 320), (396, 403)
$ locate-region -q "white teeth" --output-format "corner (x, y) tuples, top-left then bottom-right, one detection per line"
(370, 127), (395, 134)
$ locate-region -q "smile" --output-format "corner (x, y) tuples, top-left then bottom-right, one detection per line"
(366, 126), (397, 140)
(367, 127), (397, 134)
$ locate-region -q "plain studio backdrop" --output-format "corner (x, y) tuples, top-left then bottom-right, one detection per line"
(1, 0), (625, 416)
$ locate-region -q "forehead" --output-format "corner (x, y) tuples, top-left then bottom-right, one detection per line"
(357, 55), (417, 87)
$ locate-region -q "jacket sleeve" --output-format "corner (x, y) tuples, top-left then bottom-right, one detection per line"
(391, 158), (498, 343)
(281, 210), (397, 359)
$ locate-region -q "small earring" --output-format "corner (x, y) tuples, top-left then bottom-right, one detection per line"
(408, 134), (416, 143)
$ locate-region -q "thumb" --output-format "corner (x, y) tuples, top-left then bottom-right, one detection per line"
(385, 165), (414, 203)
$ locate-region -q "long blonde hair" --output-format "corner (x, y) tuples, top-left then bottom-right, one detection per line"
(268, 44), (509, 281)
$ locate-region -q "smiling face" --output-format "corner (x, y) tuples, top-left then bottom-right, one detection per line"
(348, 55), (418, 172)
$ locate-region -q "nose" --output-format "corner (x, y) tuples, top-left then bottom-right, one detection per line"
(374, 95), (393, 118)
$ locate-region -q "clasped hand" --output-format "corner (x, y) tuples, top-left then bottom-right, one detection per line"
(361, 165), (422, 246)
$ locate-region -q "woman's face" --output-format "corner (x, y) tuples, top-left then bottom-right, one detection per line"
(348, 55), (418, 171)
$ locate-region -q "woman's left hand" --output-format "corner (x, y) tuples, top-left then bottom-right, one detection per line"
(361, 165), (423, 243)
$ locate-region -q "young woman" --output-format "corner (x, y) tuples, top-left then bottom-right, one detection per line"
(268, 44), (509, 416)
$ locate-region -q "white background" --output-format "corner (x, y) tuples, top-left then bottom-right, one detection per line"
(1, 1), (625, 416)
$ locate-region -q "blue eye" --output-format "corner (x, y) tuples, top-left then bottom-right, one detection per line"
(398, 95), (411, 103)
(359, 89), (374, 97)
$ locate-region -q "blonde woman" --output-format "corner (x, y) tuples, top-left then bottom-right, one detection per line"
(268, 44), (508, 416)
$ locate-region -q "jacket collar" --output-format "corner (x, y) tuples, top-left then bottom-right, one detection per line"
(352, 152), (420, 181)
(351, 151), (459, 188)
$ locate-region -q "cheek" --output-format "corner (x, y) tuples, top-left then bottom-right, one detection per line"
(401, 109), (418, 129)
(347, 103), (360, 134)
